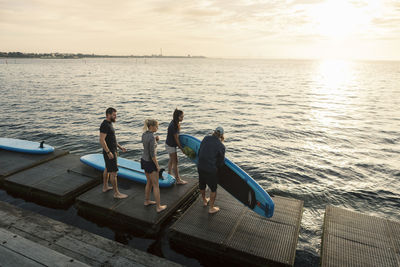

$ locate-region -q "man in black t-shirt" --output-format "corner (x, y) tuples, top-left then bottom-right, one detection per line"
(99, 107), (128, 199)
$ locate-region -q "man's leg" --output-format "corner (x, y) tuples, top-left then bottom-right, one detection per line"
(109, 172), (127, 199)
(199, 170), (209, 206)
(102, 168), (112, 192)
(209, 191), (219, 213)
(208, 174), (219, 213)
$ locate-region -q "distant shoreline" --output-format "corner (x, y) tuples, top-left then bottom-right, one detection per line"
(0, 52), (206, 59)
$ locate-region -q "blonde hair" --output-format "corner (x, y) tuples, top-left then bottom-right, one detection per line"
(143, 119), (158, 132)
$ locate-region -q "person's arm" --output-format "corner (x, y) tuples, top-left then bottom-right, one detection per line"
(100, 132), (114, 159)
(174, 133), (183, 151)
(117, 143), (126, 153)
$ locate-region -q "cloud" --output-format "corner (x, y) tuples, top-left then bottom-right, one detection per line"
(0, 0), (399, 59)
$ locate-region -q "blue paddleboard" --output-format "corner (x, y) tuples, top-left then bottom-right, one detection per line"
(0, 138), (55, 154)
(180, 134), (275, 218)
(80, 154), (176, 188)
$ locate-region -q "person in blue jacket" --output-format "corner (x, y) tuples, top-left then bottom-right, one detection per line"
(197, 126), (225, 214)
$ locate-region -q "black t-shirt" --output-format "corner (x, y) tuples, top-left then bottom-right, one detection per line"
(100, 120), (117, 152)
(166, 120), (179, 147)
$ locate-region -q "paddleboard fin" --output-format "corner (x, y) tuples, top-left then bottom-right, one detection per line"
(39, 141), (45, 148)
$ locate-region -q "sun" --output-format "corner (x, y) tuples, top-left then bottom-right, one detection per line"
(308, 0), (369, 40)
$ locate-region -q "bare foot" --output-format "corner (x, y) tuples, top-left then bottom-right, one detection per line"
(203, 197), (210, 206)
(114, 193), (128, 199)
(144, 200), (156, 206)
(209, 206), (220, 214)
(157, 205), (167, 213)
(176, 179), (188, 185)
(102, 186), (113, 192)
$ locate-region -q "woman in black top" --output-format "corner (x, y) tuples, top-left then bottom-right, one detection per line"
(165, 109), (187, 184)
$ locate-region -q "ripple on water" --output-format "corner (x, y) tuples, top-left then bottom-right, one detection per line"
(1, 58), (400, 266)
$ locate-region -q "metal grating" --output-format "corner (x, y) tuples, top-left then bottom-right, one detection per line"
(76, 177), (199, 234)
(0, 149), (68, 178)
(3, 154), (100, 205)
(170, 188), (303, 266)
(322, 205), (400, 267)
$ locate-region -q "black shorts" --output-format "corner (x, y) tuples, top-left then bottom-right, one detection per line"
(103, 151), (118, 172)
(141, 158), (157, 173)
(198, 169), (218, 192)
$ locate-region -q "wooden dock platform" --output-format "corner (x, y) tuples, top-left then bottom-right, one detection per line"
(0, 148), (68, 184)
(0, 200), (181, 266)
(76, 177), (199, 237)
(3, 154), (101, 208)
(321, 205), (400, 267)
(168, 188), (303, 267)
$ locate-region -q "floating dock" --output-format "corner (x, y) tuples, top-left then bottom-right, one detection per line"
(0, 148), (68, 184)
(321, 205), (400, 267)
(3, 153), (101, 208)
(169, 188), (303, 267)
(0, 200), (181, 266)
(76, 178), (199, 236)
(3, 143), (400, 266)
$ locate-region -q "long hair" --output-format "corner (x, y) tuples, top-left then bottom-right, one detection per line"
(143, 119), (158, 132)
(173, 108), (183, 131)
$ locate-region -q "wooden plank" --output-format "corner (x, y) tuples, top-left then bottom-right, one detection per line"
(0, 200), (182, 267)
(169, 188), (303, 266)
(0, 245), (44, 267)
(0, 228), (89, 267)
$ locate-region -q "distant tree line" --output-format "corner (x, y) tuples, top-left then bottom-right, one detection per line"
(0, 52), (205, 59)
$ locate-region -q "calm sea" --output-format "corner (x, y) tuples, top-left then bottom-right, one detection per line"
(1, 58), (399, 266)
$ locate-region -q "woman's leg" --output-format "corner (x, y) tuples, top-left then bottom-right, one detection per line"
(144, 172), (155, 205)
(150, 171), (167, 212)
(167, 153), (173, 175)
(172, 152), (187, 184)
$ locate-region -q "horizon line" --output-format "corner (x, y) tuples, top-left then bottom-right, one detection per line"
(1, 51), (399, 63)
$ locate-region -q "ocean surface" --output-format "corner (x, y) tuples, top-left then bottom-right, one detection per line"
(1, 58), (399, 266)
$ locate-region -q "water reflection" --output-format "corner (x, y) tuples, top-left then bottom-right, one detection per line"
(309, 60), (356, 128)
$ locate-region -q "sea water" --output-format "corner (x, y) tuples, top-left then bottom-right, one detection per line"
(1, 58), (399, 266)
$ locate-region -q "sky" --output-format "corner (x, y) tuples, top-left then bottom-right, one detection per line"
(1, 0), (400, 60)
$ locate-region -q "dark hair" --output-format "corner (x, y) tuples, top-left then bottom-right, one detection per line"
(106, 107), (116, 115)
(173, 108), (183, 129)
